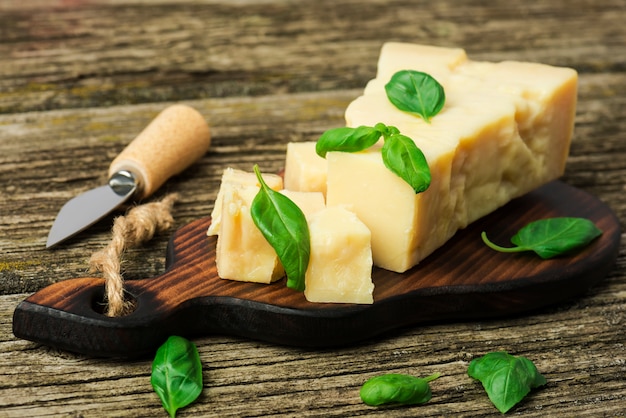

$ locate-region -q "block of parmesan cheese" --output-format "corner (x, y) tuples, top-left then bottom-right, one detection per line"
(325, 42), (578, 272)
(207, 167), (283, 236)
(304, 206), (374, 304)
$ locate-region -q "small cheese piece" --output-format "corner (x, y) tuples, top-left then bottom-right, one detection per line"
(215, 185), (324, 285)
(279, 189), (326, 219)
(215, 185), (284, 284)
(283, 142), (328, 196)
(326, 42), (578, 272)
(304, 206), (374, 304)
(208, 167), (283, 236)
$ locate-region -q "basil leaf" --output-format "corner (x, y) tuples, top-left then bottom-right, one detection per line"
(385, 70), (445, 123)
(360, 373), (440, 406)
(468, 352), (546, 414)
(151, 336), (203, 418)
(510, 217), (603, 258)
(315, 125), (383, 158)
(481, 217), (602, 259)
(381, 133), (431, 193)
(250, 165), (310, 292)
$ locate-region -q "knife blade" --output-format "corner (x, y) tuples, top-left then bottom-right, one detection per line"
(46, 104), (211, 248)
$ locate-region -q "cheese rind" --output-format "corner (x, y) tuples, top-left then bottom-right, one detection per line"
(326, 42), (577, 272)
(304, 206), (374, 304)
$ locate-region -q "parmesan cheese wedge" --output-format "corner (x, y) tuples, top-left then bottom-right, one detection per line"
(324, 42), (578, 272)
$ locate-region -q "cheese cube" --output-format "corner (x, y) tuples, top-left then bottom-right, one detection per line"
(215, 185), (324, 285)
(279, 189), (326, 219)
(208, 167), (283, 236)
(304, 206), (374, 304)
(215, 185), (284, 284)
(326, 42), (578, 272)
(284, 142), (328, 196)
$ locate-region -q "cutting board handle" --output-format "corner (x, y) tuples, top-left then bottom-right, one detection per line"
(108, 104), (211, 199)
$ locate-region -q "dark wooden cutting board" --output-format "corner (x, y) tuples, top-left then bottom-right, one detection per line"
(12, 181), (621, 358)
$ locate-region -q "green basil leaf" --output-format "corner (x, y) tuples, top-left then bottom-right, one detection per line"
(468, 351), (546, 414)
(151, 336), (203, 418)
(481, 217), (602, 259)
(384, 70), (445, 123)
(510, 217), (603, 259)
(315, 123), (431, 195)
(250, 164), (310, 292)
(315, 125), (383, 158)
(381, 133), (431, 193)
(360, 373), (440, 406)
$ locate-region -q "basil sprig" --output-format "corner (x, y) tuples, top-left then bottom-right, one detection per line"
(151, 336), (203, 418)
(316, 122), (431, 194)
(250, 164), (310, 292)
(481, 217), (602, 259)
(468, 352), (547, 414)
(360, 372), (440, 406)
(385, 70), (445, 123)
(315, 125), (383, 157)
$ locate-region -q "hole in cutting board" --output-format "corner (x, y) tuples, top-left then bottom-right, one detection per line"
(90, 287), (138, 317)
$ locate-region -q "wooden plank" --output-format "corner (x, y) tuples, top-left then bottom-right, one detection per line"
(3, 287), (626, 416)
(1, 0), (624, 114)
(1, 0), (625, 416)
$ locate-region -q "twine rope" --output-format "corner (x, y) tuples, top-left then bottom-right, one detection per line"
(89, 193), (179, 317)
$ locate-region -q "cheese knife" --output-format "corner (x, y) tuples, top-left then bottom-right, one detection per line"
(46, 104), (211, 248)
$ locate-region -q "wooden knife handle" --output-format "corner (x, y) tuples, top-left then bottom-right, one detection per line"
(108, 104), (211, 199)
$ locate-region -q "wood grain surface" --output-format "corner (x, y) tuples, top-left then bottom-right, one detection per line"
(1, 0), (625, 417)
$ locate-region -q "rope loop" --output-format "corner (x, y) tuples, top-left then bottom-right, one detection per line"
(89, 193), (179, 317)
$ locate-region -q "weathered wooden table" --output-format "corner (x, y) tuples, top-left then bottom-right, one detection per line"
(1, 1), (624, 416)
